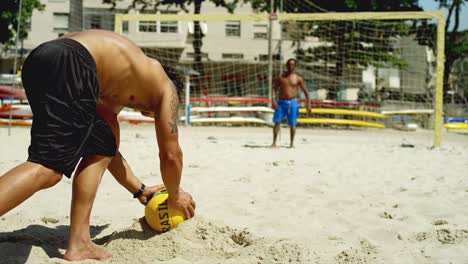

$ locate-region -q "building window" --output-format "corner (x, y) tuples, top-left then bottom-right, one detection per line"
(89, 15), (101, 29)
(83, 8), (127, 31)
(139, 10), (157, 32)
(253, 24), (267, 39)
(122, 21), (129, 33)
(258, 54), (269, 61)
(139, 20), (157, 32)
(53, 13), (69, 31)
(222, 53), (244, 60)
(254, 32), (268, 39)
(225, 21), (240, 37)
(160, 10), (178, 33)
(186, 52), (209, 60)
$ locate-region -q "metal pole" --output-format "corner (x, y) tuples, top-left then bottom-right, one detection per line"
(9, 0), (23, 136)
(279, 0), (283, 73)
(433, 13), (445, 148)
(185, 75), (191, 127)
(267, 0), (274, 108)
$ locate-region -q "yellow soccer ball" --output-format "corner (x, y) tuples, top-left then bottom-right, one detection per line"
(144, 189), (185, 232)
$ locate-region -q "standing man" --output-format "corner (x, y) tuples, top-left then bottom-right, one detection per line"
(271, 59), (311, 148)
(0, 30), (195, 261)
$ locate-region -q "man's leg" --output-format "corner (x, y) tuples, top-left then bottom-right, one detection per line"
(289, 125), (296, 148)
(288, 100), (299, 148)
(0, 162), (62, 216)
(272, 123), (281, 147)
(64, 155), (112, 261)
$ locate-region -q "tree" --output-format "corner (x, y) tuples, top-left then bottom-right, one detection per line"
(0, 0), (45, 49)
(436, 0), (467, 100)
(415, 0), (467, 100)
(247, 0), (422, 100)
(104, 0), (241, 94)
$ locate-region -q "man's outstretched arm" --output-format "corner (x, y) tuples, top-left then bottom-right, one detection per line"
(98, 106), (165, 205)
(107, 152), (165, 205)
(153, 82), (195, 219)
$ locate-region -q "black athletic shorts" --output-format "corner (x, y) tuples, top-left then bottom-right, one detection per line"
(21, 38), (116, 178)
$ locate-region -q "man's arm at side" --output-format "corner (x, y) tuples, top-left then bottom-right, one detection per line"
(272, 77), (279, 109)
(299, 77), (311, 113)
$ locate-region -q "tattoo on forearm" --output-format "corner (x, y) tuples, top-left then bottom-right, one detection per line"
(169, 86), (179, 134)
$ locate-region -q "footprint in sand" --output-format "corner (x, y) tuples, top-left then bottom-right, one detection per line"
(379, 212), (394, 220)
(414, 229), (468, 244)
(335, 239), (379, 264)
(40, 217), (60, 224)
(269, 160), (294, 167)
(233, 176), (251, 183)
(432, 219), (448, 226)
(207, 136), (218, 143)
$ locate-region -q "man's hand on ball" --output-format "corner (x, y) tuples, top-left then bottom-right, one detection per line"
(168, 191), (196, 220)
(138, 184), (166, 205)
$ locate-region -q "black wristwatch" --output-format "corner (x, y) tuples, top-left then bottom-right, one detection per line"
(133, 183), (146, 199)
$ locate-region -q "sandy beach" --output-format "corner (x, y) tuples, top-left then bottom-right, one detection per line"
(0, 125), (467, 264)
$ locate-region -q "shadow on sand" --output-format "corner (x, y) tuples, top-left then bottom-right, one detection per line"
(93, 217), (160, 246)
(0, 224), (109, 263)
(242, 144), (290, 149)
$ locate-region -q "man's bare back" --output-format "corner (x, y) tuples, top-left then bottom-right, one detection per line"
(64, 30), (185, 208)
(64, 30), (169, 115)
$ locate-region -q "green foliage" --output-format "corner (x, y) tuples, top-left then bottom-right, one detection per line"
(253, 1), (421, 88)
(246, 0), (423, 99)
(103, 0), (240, 13)
(247, 0), (421, 13)
(295, 20), (413, 69)
(0, 0), (45, 47)
(415, 0), (467, 93)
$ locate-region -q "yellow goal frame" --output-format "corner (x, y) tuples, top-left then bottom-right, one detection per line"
(115, 11), (445, 147)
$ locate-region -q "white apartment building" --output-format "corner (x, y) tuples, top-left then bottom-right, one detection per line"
(1, 0), (435, 101)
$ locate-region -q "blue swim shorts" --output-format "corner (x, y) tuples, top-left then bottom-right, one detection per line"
(272, 98), (299, 126)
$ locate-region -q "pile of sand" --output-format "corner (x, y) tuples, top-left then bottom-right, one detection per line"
(97, 217), (311, 264)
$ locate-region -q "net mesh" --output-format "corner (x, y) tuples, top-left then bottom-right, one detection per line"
(110, 12), (437, 108)
(73, 2), (443, 133)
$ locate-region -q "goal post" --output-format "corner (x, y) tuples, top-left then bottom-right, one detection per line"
(114, 11), (445, 147)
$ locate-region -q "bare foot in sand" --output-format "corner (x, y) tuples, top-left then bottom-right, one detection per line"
(64, 242), (111, 261)
(270, 143), (278, 148)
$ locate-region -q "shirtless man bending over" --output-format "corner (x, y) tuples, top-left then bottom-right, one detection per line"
(0, 30), (195, 261)
(272, 58), (311, 148)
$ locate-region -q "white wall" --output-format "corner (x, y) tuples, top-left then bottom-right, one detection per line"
(24, 0), (70, 49)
